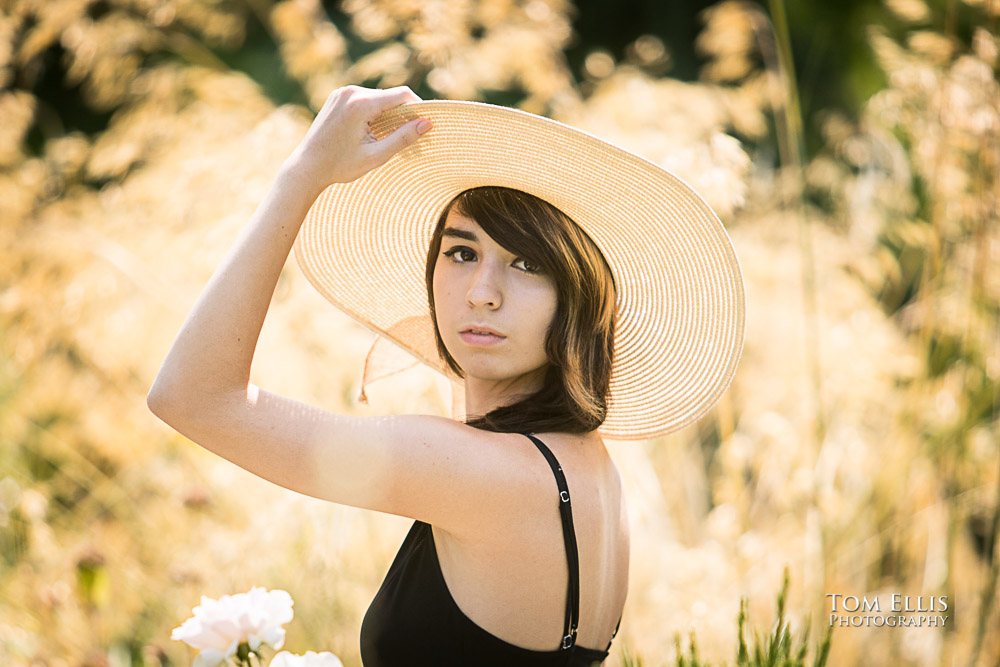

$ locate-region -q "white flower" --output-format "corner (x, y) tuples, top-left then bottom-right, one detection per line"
(270, 652), (344, 667)
(172, 587), (294, 666)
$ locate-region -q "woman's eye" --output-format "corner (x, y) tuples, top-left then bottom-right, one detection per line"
(514, 258), (541, 274)
(443, 246), (476, 263)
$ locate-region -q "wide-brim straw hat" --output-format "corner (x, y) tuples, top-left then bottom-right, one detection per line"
(293, 100), (745, 440)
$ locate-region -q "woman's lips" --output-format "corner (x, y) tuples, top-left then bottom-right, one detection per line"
(459, 331), (506, 346)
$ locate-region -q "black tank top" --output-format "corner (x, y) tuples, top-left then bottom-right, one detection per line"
(360, 433), (623, 666)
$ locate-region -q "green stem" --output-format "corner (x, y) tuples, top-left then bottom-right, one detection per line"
(766, 0), (825, 451)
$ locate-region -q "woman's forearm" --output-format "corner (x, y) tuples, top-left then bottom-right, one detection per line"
(148, 159), (323, 413)
(148, 86), (427, 420)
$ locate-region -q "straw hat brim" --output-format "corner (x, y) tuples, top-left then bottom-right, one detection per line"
(293, 100), (745, 440)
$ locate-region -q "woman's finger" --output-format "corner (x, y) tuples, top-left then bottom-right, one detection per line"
(365, 117), (432, 168)
(369, 86), (422, 116)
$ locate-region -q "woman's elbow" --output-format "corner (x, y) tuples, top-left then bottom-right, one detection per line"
(146, 371), (194, 423)
(147, 375), (176, 420)
(146, 373), (243, 426)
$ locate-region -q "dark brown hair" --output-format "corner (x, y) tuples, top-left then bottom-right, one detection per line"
(424, 187), (617, 434)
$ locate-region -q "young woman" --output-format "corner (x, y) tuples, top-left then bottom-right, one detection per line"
(148, 85), (745, 665)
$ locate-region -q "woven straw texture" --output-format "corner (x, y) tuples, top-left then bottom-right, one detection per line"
(293, 100), (745, 440)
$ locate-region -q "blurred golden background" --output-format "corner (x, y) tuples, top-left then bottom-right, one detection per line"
(0, 0), (998, 665)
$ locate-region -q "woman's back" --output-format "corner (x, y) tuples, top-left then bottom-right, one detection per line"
(360, 431), (629, 664)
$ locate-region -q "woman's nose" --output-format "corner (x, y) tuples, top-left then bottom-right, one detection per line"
(466, 261), (503, 309)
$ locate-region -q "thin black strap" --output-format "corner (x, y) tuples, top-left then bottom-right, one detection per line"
(524, 433), (580, 650)
(606, 613), (622, 651)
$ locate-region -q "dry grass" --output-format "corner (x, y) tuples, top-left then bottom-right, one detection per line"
(0, 0), (997, 665)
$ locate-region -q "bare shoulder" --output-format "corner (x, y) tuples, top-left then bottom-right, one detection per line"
(527, 430), (619, 487)
(353, 415), (553, 537)
(511, 430), (625, 529)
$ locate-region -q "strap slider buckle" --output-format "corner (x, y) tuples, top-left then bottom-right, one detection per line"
(560, 490), (570, 503)
(562, 633), (575, 649)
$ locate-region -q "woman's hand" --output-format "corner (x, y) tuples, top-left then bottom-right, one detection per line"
(284, 85), (431, 192)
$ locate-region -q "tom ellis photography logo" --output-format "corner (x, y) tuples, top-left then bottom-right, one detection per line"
(827, 594), (949, 628)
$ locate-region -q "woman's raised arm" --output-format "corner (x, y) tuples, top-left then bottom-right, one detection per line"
(143, 87), (589, 546)
(144, 87), (540, 537)
(147, 85), (427, 414)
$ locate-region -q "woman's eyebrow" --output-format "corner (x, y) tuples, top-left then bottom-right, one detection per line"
(442, 227), (478, 242)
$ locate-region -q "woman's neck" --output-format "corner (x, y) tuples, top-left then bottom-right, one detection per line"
(462, 367), (547, 419)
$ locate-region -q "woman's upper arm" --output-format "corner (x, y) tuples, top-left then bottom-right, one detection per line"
(147, 385), (536, 539)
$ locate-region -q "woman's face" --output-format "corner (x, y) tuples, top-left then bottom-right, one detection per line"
(432, 208), (557, 385)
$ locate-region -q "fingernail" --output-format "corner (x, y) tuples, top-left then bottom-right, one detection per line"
(417, 119), (432, 134)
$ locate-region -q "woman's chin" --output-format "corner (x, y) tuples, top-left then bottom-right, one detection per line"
(457, 365), (518, 383)
(456, 361), (548, 387)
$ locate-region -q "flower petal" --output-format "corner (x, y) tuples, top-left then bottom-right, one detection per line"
(193, 649), (227, 667)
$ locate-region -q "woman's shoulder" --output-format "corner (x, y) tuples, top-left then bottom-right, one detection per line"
(526, 430), (613, 474)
